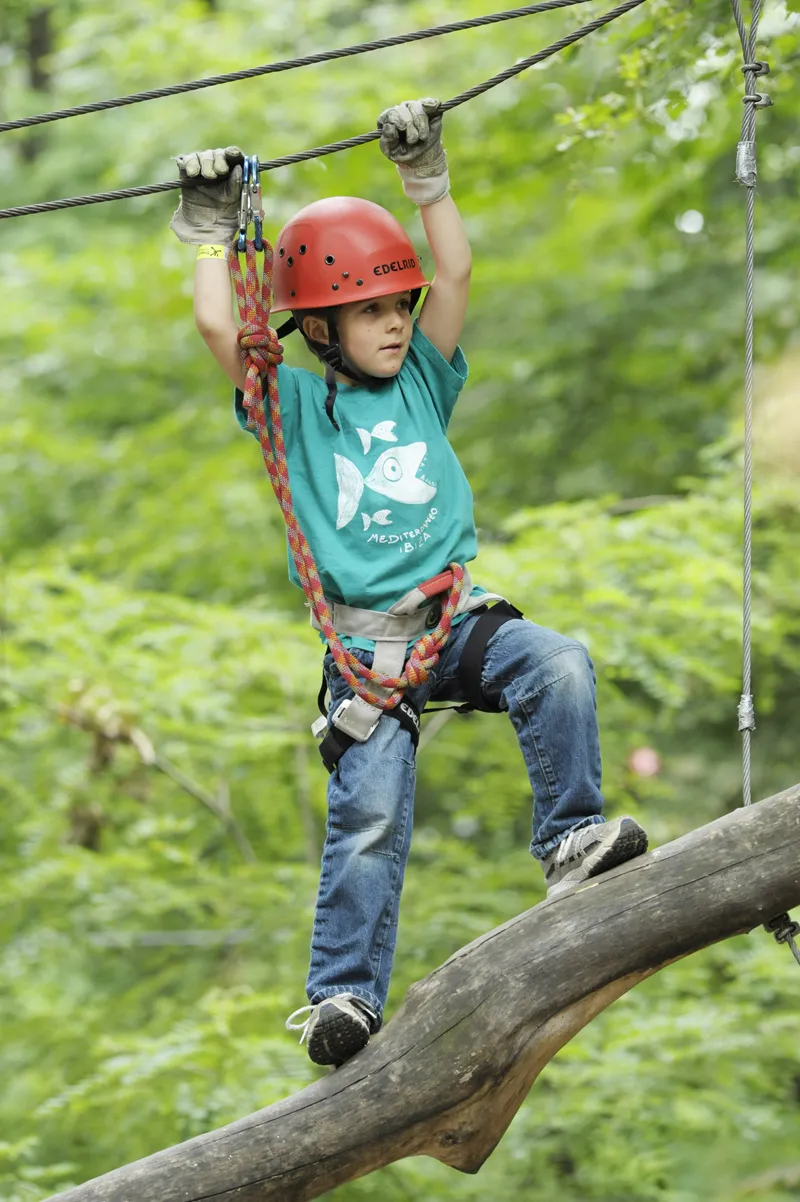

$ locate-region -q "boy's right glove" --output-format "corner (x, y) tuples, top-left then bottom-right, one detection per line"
(377, 98), (449, 206)
(169, 146), (244, 245)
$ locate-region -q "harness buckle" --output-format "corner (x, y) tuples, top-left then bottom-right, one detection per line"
(330, 697), (380, 743)
(311, 715), (328, 740)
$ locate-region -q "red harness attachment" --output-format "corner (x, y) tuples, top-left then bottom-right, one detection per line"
(417, 570), (455, 599)
(228, 237), (465, 713)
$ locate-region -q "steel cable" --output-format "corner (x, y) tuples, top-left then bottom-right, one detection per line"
(0, 0), (600, 135)
(730, 0), (768, 808)
(0, 0), (648, 221)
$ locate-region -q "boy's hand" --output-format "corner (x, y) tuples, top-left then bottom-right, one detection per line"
(169, 146), (244, 245)
(377, 98), (449, 206)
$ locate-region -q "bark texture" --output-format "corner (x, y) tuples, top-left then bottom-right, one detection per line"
(51, 784), (800, 1202)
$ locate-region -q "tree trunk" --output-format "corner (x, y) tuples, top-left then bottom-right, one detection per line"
(50, 783), (800, 1202)
(21, 6), (52, 163)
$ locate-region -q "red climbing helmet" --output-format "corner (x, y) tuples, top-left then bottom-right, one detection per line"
(271, 197), (430, 313)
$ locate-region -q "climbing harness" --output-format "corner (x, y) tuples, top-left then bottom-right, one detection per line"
(310, 571), (523, 773)
(728, 0), (798, 969)
(0, 0), (648, 221)
(313, 596), (524, 772)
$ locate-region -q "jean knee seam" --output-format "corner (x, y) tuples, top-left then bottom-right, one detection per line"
(511, 681), (559, 801)
(371, 789), (411, 980)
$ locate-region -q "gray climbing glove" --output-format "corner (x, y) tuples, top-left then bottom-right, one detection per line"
(169, 146), (244, 245)
(377, 98), (450, 206)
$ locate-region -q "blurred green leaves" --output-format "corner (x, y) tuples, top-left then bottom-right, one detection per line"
(1, 1), (799, 1200)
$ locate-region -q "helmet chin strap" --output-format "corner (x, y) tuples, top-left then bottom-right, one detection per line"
(310, 310), (385, 431)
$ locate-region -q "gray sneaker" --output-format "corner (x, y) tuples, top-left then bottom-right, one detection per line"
(543, 816), (648, 898)
(285, 993), (377, 1066)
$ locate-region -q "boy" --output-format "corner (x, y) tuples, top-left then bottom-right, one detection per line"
(170, 98), (648, 1068)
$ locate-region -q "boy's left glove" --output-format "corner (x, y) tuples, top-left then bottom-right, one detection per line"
(169, 146), (244, 245)
(377, 98), (449, 206)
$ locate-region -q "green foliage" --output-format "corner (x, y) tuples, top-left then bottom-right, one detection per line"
(1, 1), (799, 1200)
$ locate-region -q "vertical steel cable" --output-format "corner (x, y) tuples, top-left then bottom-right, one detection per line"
(728, 2), (797, 969)
(730, 0), (771, 806)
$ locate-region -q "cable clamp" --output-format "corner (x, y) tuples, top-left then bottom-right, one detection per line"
(737, 692), (756, 732)
(764, 913), (800, 968)
(742, 92), (773, 109)
(741, 60), (770, 77)
(735, 141), (757, 186)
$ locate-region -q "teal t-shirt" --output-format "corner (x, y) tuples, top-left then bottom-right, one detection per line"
(235, 322), (481, 647)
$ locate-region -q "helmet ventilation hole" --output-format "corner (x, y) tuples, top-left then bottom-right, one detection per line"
(325, 255), (335, 265)
(287, 256), (293, 266)
(299, 244), (307, 254)
(332, 283), (339, 291)
(342, 271), (349, 279)
(356, 278), (363, 286)
(278, 247), (285, 257)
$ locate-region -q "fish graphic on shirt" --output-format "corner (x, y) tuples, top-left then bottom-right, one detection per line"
(362, 509), (393, 531)
(356, 421), (398, 455)
(334, 442), (436, 530)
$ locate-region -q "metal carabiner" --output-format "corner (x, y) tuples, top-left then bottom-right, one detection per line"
(249, 155), (264, 251)
(237, 156), (251, 252)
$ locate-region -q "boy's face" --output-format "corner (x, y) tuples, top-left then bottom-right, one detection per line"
(336, 290), (413, 379)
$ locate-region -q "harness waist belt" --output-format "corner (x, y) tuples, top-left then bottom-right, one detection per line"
(310, 567), (506, 642)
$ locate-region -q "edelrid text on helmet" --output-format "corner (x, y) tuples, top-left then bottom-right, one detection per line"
(373, 258), (418, 276)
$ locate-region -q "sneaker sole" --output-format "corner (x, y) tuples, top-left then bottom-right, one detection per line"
(307, 1009), (370, 1067)
(549, 817), (648, 897)
(582, 817), (648, 879)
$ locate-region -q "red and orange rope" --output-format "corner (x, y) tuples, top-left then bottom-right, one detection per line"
(228, 237), (463, 711)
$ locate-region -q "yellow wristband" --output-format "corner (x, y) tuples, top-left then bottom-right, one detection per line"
(196, 244), (228, 260)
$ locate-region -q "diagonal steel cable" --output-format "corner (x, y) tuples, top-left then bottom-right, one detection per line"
(0, 0), (648, 221)
(0, 0), (598, 135)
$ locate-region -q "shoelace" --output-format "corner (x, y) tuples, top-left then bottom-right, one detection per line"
(551, 825), (598, 867)
(285, 992), (374, 1044)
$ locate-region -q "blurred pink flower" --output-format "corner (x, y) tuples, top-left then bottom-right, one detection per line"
(628, 747), (662, 778)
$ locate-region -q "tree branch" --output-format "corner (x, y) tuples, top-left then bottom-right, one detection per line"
(49, 783), (800, 1202)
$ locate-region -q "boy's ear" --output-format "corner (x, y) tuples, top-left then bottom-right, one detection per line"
(303, 315), (329, 345)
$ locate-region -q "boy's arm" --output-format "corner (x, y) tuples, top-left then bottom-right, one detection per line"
(169, 146), (247, 391)
(378, 98), (470, 363)
(416, 194), (471, 365)
(194, 257), (247, 392)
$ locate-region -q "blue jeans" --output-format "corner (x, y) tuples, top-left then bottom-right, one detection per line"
(306, 614), (604, 1026)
